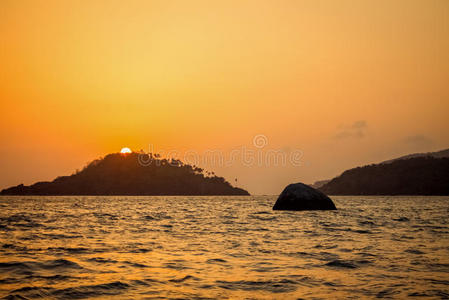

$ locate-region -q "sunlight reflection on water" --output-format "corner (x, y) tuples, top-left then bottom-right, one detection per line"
(0, 196), (448, 299)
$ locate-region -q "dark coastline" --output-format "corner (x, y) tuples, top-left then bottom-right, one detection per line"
(319, 157), (449, 196)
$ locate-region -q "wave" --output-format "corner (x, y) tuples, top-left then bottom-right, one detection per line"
(325, 260), (358, 269)
(0, 259), (82, 276)
(7, 281), (131, 299)
(168, 275), (197, 283)
(215, 278), (300, 293)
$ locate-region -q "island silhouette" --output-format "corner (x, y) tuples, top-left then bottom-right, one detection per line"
(0, 152), (249, 196)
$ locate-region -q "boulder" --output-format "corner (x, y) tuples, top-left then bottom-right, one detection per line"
(273, 182), (337, 211)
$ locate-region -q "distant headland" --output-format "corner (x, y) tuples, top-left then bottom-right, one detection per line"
(0, 153), (249, 196)
(318, 149), (449, 195)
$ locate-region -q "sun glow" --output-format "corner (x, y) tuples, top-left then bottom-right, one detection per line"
(120, 147), (132, 154)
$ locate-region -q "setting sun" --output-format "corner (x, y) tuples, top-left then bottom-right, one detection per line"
(120, 147), (132, 154)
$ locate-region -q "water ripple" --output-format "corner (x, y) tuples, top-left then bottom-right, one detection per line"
(0, 195), (448, 298)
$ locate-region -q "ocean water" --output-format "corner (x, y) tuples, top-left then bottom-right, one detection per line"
(0, 196), (448, 299)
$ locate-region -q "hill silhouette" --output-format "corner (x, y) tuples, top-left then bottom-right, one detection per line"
(0, 153), (249, 196)
(381, 148), (449, 164)
(319, 156), (449, 195)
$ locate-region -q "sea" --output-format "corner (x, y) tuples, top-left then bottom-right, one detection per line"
(0, 196), (448, 299)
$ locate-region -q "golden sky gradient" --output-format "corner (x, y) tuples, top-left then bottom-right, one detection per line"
(1, 0), (448, 194)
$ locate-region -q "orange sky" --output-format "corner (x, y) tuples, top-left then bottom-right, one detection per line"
(1, 0), (448, 194)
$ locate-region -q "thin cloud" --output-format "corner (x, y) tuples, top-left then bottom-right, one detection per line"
(352, 120), (367, 129)
(404, 135), (433, 149)
(335, 120), (367, 139)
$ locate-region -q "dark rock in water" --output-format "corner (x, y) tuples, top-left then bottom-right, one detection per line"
(273, 183), (336, 211)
